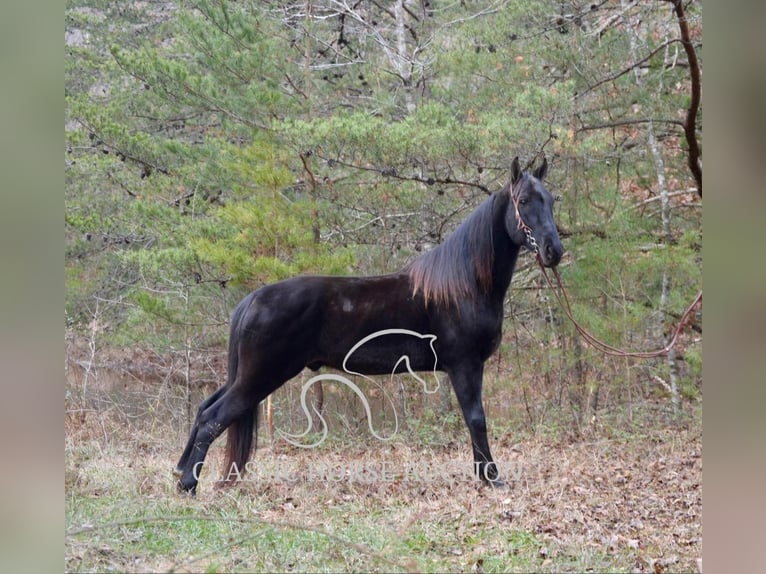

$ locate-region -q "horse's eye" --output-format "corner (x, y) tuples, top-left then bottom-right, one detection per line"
(519, 198), (528, 205)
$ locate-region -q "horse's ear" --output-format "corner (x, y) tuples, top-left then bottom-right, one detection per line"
(510, 156), (522, 185)
(533, 156), (548, 180)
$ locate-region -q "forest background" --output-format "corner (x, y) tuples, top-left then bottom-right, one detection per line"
(65, 1), (702, 572)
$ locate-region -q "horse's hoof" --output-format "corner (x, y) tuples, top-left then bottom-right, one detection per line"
(176, 478), (197, 496)
(484, 477), (509, 490)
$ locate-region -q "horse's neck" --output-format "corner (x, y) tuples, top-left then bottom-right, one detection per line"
(489, 204), (521, 303)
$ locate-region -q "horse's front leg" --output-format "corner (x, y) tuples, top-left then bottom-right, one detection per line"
(448, 361), (504, 487)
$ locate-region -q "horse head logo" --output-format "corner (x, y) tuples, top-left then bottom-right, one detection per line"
(278, 329), (440, 448)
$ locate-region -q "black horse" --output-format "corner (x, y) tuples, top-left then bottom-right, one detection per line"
(175, 157), (563, 493)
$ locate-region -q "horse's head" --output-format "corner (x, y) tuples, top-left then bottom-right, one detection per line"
(505, 156), (564, 267)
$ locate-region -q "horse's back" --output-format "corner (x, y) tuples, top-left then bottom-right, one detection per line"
(231, 273), (440, 374)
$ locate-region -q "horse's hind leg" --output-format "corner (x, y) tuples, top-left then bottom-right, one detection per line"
(176, 382), (257, 494)
(174, 385), (228, 477)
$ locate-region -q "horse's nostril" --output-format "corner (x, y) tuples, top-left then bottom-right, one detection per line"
(545, 242), (562, 265)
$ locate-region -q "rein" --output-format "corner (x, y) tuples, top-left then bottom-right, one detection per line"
(511, 180), (701, 358)
(537, 258), (702, 358)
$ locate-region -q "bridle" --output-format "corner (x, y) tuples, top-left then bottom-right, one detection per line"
(511, 179), (702, 359)
(510, 178), (539, 254)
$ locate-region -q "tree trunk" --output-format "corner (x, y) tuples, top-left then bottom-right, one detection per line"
(394, 0), (415, 113)
(623, 0), (681, 416)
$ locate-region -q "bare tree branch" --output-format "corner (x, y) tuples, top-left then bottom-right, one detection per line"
(575, 39), (684, 100)
(77, 118), (171, 177)
(576, 118), (685, 132)
(631, 189), (700, 208)
(313, 151), (492, 194)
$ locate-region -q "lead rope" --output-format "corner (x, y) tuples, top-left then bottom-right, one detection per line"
(512, 181), (701, 358)
(538, 259), (702, 358)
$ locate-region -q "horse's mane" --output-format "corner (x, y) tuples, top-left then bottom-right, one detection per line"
(405, 188), (511, 307)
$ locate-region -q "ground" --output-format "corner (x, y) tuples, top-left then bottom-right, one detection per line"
(65, 375), (701, 573)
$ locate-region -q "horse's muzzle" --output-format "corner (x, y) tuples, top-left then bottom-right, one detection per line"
(540, 239), (564, 267)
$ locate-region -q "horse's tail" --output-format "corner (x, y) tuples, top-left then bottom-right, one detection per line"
(221, 294), (258, 485)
